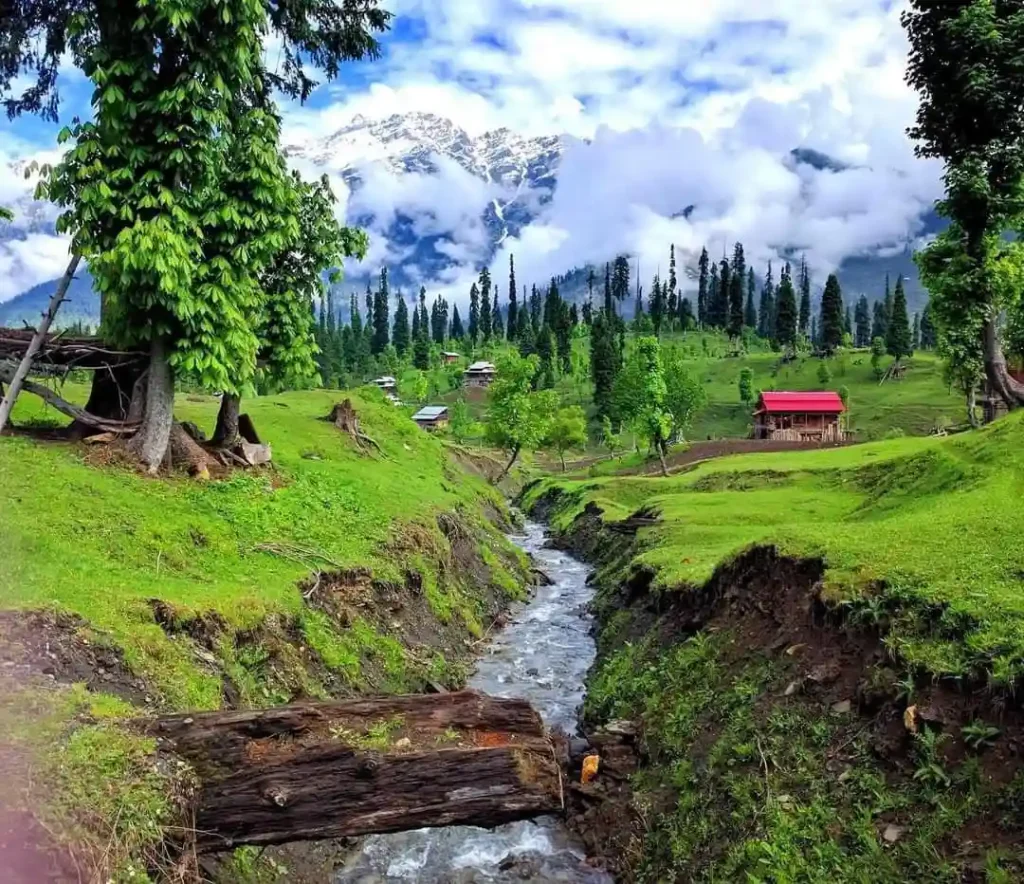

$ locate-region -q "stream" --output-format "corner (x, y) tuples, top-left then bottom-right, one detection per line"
(336, 519), (614, 884)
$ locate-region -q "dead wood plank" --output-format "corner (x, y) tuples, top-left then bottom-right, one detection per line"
(144, 691), (564, 852)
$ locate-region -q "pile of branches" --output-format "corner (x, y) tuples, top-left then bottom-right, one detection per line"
(0, 328), (145, 373)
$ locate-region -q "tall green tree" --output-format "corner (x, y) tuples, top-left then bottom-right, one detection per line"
(715, 254), (732, 330)
(904, 0), (1024, 407)
(854, 296), (871, 348)
(798, 256), (812, 337)
(485, 352), (558, 481)
(507, 255), (518, 340)
(413, 287), (430, 370)
(775, 262), (798, 350)
(468, 282), (480, 345)
(697, 246), (710, 327)
(871, 299), (887, 342)
(729, 242), (746, 337)
(492, 287), (503, 339)
(920, 301), (937, 349)
(820, 273), (845, 354)
(392, 293), (410, 357)
(650, 274), (666, 335)
(544, 406), (587, 472)
(614, 337), (674, 476)
(679, 297), (695, 330)
(744, 267), (757, 329)
(536, 324), (557, 389)
(451, 304), (465, 340)
(887, 275), (913, 361)
(758, 262), (775, 340)
(530, 284), (543, 332)
(372, 267), (389, 355)
(668, 244), (678, 319)
(611, 256), (631, 306)
(590, 311), (618, 419)
(479, 267), (493, 342)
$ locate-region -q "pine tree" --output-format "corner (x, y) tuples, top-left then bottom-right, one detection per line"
(775, 262), (798, 350)
(536, 324), (556, 389)
(729, 242), (745, 337)
(372, 268), (390, 355)
(679, 297), (695, 330)
(844, 305), (852, 338)
(364, 282), (374, 348)
(393, 292), (410, 356)
(798, 256), (811, 337)
(714, 255), (731, 329)
(517, 302), (534, 357)
(886, 275), (912, 361)
(451, 304), (465, 340)
(871, 299), (888, 342)
(697, 247), (709, 328)
(668, 244), (678, 320)
(590, 311), (618, 418)
(349, 293), (364, 372)
(492, 286), (503, 339)
(883, 274), (894, 331)
(820, 273), (844, 353)
(611, 256), (630, 305)
(912, 312), (920, 350)
(708, 262), (720, 329)
(479, 267), (492, 341)
(530, 284), (542, 333)
(855, 296), (871, 348)
(920, 301), (937, 349)
(413, 287), (430, 370)
(758, 262), (775, 340)
(744, 266), (757, 329)
(650, 274), (666, 335)
(410, 290), (421, 347)
(468, 282), (480, 345)
(507, 255), (518, 341)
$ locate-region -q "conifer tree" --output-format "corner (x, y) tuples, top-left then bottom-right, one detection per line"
(507, 256), (518, 341)
(855, 296), (871, 347)
(886, 275), (912, 361)
(468, 282), (480, 345)
(479, 267), (493, 341)
(744, 266), (757, 329)
(650, 274), (666, 335)
(536, 324), (556, 389)
(411, 291), (421, 349)
(758, 262), (775, 340)
(912, 312), (920, 349)
(713, 255), (731, 329)
(798, 256), (812, 337)
(668, 244), (679, 319)
(872, 298), (888, 342)
(349, 294), (364, 372)
(493, 286), (503, 339)
(393, 292), (410, 356)
(530, 284), (543, 333)
(775, 262), (798, 350)
(708, 262), (720, 328)
(364, 282), (374, 346)
(590, 311), (618, 418)
(820, 273), (844, 354)
(451, 304), (465, 340)
(611, 256), (631, 305)
(680, 298), (695, 330)
(371, 268), (389, 355)
(883, 274), (894, 330)
(729, 242), (746, 337)
(517, 304), (535, 357)
(920, 301), (937, 350)
(844, 305), (853, 337)
(413, 287), (430, 370)
(697, 247), (709, 328)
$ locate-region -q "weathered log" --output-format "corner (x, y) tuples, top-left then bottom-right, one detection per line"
(144, 691), (563, 853)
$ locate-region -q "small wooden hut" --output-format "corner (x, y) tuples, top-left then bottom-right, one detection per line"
(463, 361), (497, 388)
(411, 406), (450, 432)
(753, 391), (846, 442)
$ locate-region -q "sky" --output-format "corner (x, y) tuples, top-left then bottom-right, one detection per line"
(0, 0), (944, 305)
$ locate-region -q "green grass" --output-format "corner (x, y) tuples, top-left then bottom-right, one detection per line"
(1, 382), (521, 708)
(527, 411), (1024, 685)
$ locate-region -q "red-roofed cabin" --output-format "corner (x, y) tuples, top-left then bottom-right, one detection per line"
(754, 391), (847, 443)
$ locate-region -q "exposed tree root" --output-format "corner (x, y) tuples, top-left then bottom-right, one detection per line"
(328, 399), (383, 455)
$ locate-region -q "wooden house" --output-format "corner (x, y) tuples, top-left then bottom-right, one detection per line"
(371, 376), (397, 394)
(753, 391), (846, 442)
(442, 351), (461, 365)
(411, 406), (450, 432)
(464, 361), (497, 388)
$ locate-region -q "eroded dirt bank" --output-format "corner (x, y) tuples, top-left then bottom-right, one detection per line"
(530, 488), (1024, 882)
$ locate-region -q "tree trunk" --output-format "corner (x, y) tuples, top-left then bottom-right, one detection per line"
(495, 445), (520, 484)
(560, 451), (566, 472)
(131, 337), (175, 473)
(657, 441), (669, 477)
(69, 360), (146, 439)
(144, 691), (563, 853)
(0, 254), (81, 433)
(966, 385), (980, 429)
(212, 393), (240, 447)
(982, 314), (1024, 409)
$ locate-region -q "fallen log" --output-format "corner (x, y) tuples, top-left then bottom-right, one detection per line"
(144, 691), (563, 853)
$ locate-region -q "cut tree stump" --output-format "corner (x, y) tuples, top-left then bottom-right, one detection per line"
(144, 691), (563, 852)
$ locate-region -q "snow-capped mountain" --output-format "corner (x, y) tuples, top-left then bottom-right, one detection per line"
(283, 112), (565, 288)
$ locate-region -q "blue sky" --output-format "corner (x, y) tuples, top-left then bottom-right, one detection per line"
(2, 0), (943, 304)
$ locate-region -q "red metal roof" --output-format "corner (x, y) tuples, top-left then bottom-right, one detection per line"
(757, 391), (846, 414)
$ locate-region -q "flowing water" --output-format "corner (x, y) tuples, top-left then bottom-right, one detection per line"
(336, 520), (614, 884)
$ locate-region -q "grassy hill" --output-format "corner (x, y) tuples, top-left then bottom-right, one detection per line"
(526, 413), (1024, 881)
(0, 383), (529, 878)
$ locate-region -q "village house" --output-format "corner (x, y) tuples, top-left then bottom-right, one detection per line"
(371, 376), (397, 395)
(441, 351), (461, 365)
(463, 361), (497, 388)
(411, 406), (449, 432)
(753, 391), (847, 443)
